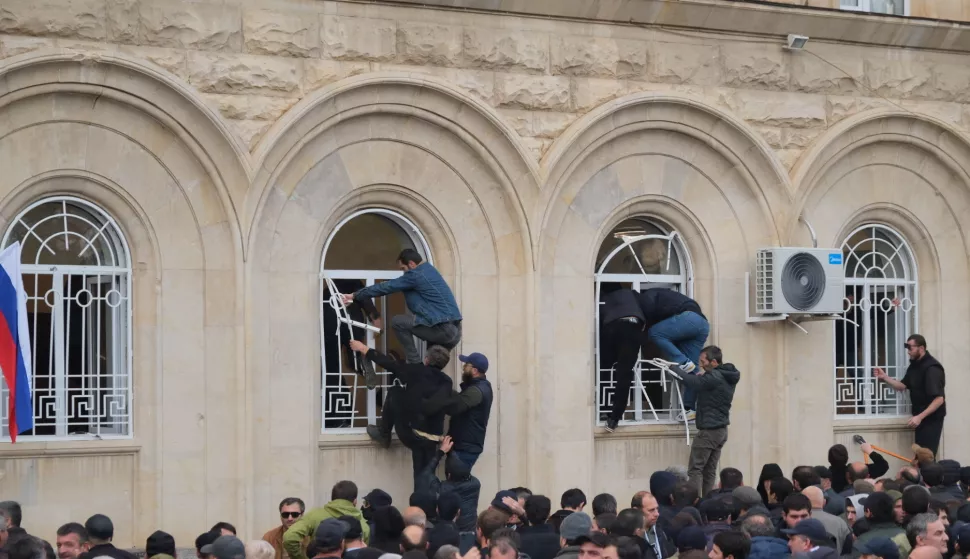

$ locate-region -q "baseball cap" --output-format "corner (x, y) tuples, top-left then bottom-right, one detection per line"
(781, 518), (827, 541)
(732, 486), (762, 509)
(196, 531), (220, 553)
(200, 536), (245, 559)
(146, 531), (176, 557)
(315, 518), (350, 551)
(855, 537), (900, 559)
(491, 490), (517, 513)
(560, 512), (593, 543)
(459, 353), (489, 373)
(365, 489), (393, 508)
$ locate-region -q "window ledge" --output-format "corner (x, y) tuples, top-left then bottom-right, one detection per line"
(0, 438), (140, 457)
(833, 417), (911, 433)
(595, 422), (696, 441)
(318, 433), (400, 450)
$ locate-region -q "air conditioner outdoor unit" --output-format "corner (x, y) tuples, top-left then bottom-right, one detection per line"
(756, 248), (845, 315)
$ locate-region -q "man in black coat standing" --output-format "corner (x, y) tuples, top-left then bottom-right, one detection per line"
(874, 333), (946, 455)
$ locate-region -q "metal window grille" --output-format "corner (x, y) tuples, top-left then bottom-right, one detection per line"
(840, 0), (908, 15)
(834, 224), (916, 418)
(0, 197), (132, 440)
(320, 209), (431, 434)
(594, 219), (693, 426)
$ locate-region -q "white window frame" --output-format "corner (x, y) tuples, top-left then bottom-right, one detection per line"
(319, 209), (432, 434)
(840, 0), (910, 16)
(833, 223), (916, 419)
(594, 219), (693, 426)
(0, 196), (133, 441)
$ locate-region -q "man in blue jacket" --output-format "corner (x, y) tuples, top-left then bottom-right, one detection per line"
(346, 249), (462, 367)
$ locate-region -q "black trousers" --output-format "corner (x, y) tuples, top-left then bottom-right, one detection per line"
(379, 389), (438, 489)
(605, 318), (643, 423)
(915, 415), (944, 456)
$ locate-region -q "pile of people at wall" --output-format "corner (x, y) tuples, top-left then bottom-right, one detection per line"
(3, 442), (970, 559)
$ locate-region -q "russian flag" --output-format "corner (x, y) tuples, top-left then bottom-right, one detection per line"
(0, 242), (33, 442)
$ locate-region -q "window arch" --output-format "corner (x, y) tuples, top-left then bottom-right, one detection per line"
(320, 209), (431, 433)
(594, 217), (692, 426)
(834, 224), (917, 417)
(1, 196), (132, 440)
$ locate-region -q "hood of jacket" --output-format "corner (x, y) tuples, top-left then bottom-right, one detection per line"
(650, 471), (679, 504)
(714, 363), (741, 385)
(323, 499), (363, 519)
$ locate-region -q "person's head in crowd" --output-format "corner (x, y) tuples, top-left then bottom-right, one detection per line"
(921, 463), (945, 488)
(673, 482), (699, 509)
(437, 492), (462, 524)
(740, 515), (775, 539)
(792, 466), (821, 491)
(146, 531), (176, 559)
(0, 511), (7, 548)
(928, 502), (950, 528)
(957, 503), (970, 524)
(863, 492), (896, 525)
(701, 498), (732, 525)
(612, 536), (641, 559)
(310, 520), (347, 559)
(855, 480), (876, 495)
(768, 477), (794, 506)
(783, 518), (828, 555)
(509, 487), (532, 509)
(719, 468), (743, 491)
(333, 480), (359, 505)
(893, 493), (907, 525)
(559, 512), (594, 548)
(491, 491), (522, 526)
(84, 514), (115, 545)
(212, 523), (237, 536)
(855, 537), (900, 559)
(7, 537), (45, 559)
(667, 510), (699, 545)
(960, 467), (970, 495)
(244, 541), (275, 559)
(592, 494), (618, 517)
(363, 490), (393, 523)
(758, 464), (784, 504)
(561, 489), (588, 513)
(782, 494), (812, 529)
(954, 525), (970, 558)
(374, 506), (405, 541)
(648, 472), (679, 507)
(56, 523), (89, 559)
(0, 502), (22, 529)
(710, 530), (751, 559)
(196, 531), (220, 559)
(278, 498), (305, 529)
(912, 444), (935, 467)
(849, 462), (871, 483)
(906, 513), (948, 554)
(731, 487), (762, 519)
(675, 526), (706, 554)
(445, 454), (472, 482)
(631, 492), (660, 530)
(875, 479), (897, 493)
(814, 466), (832, 490)
(939, 460), (961, 486)
(845, 494), (867, 527)
(665, 466), (690, 484)
(829, 444), (849, 467)
(476, 509), (510, 549)
(524, 495), (552, 527)
(904, 485), (932, 518)
(489, 528), (520, 559)
(434, 545), (460, 559)
(611, 509), (644, 538)
(410, 492), (438, 524)
(574, 531), (615, 559)
(802, 486), (824, 510)
(339, 516), (365, 549)
(593, 513), (616, 534)
(402, 507), (427, 528)
(400, 526), (427, 553)
(202, 535), (247, 559)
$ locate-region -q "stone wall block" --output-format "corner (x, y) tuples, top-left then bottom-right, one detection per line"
(117, 44), (188, 77)
(462, 28), (548, 73)
(722, 43), (789, 90)
(139, 2), (242, 51)
(396, 22), (462, 67)
(551, 36), (646, 79)
(0, 36), (56, 59)
(107, 0), (139, 43)
(205, 95), (297, 121)
(791, 49), (863, 94)
(304, 60), (370, 93)
(571, 78), (629, 112)
(244, 10), (319, 58)
(495, 74), (571, 111)
(825, 95), (888, 123)
(230, 120), (273, 150)
(533, 112), (576, 139)
(648, 41), (720, 85)
(187, 52), (301, 96)
(727, 90), (826, 128)
(321, 16), (395, 62)
(0, 0), (106, 41)
(864, 58), (932, 98)
(930, 63), (970, 103)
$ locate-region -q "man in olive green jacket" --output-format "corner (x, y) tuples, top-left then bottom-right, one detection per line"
(283, 481), (370, 559)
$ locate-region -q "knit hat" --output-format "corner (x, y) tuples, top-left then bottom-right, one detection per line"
(732, 487), (762, 509)
(560, 512), (593, 543)
(675, 526), (707, 552)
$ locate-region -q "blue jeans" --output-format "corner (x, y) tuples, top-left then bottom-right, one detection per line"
(647, 311), (710, 409)
(452, 450), (480, 469)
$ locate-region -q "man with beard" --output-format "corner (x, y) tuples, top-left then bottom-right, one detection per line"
(442, 353), (493, 470)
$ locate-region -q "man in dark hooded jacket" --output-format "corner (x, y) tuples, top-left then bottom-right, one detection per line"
(415, 436), (481, 533)
(676, 346), (740, 497)
(647, 473), (679, 537)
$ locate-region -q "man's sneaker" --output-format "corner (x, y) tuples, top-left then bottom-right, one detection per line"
(361, 358), (379, 390)
(366, 425), (391, 449)
(605, 419), (618, 433)
(679, 360), (697, 374)
(676, 409), (696, 422)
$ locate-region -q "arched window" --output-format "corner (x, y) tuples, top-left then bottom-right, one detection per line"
(594, 217), (692, 426)
(1, 197), (132, 440)
(835, 224), (917, 417)
(320, 209), (431, 433)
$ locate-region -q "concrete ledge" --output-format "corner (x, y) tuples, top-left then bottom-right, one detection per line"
(355, 0), (970, 52)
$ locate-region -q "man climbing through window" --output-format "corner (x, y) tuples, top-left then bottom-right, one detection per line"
(345, 249), (462, 367)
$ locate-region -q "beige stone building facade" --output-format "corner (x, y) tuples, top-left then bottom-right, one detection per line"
(1, 0), (969, 549)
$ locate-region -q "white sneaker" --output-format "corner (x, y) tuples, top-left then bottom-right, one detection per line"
(679, 360), (696, 374)
(676, 410), (696, 422)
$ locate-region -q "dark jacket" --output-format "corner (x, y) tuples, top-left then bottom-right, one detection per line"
(642, 526), (676, 559)
(636, 288), (705, 325)
(749, 536), (790, 559)
(79, 543), (137, 559)
(793, 547), (839, 559)
(355, 262), (461, 327)
(678, 363), (740, 430)
(518, 524), (560, 559)
(427, 520), (461, 558)
(853, 522), (911, 559)
(901, 352), (946, 421)
(367, 349), (453, 440)
(415, 450), (481, 532)
(3, 528), (55, 559)
(554, 546), (580, 559)
(600, 289), (645, 324)
(701, 522), (732, 545)
(446, 377), (493, 456)
(548, 510), (574, 534)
